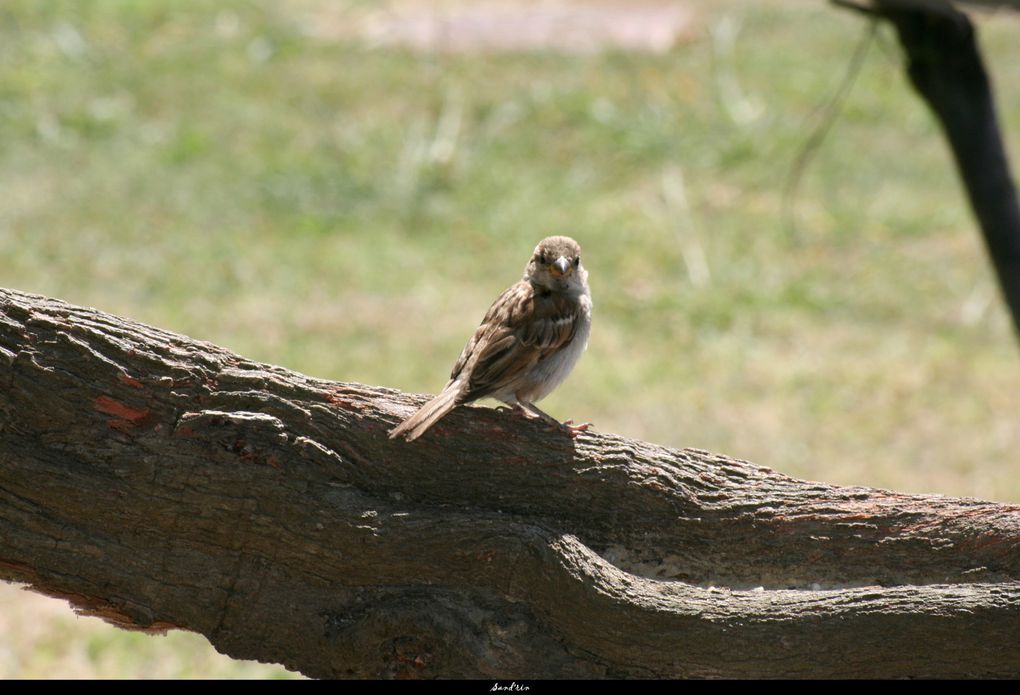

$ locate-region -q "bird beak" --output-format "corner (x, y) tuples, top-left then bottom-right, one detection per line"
(551, 256), (571, 277)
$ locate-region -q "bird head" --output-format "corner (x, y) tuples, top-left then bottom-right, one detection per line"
(525, 236), (586, 294)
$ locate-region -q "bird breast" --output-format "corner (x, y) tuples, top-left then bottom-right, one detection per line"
(519, 291), (592, 403)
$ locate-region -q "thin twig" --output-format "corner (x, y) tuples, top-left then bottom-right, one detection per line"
(782, 18), (878, 239)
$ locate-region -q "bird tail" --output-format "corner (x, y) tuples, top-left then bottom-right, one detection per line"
(389, 384), (462, 441)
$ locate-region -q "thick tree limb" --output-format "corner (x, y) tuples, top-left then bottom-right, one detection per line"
(839, 0), (1020, 339)
(1, 286), (1018, 678)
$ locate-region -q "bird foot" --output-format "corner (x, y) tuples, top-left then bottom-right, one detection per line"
(556, 419), (592, 438)
(508, 404), (541, 420)
(505, 404), (589, 437)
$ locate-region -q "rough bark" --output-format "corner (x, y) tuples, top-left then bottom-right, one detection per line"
(841, 0), (1020, 338)
(1, 286), (1018, 678)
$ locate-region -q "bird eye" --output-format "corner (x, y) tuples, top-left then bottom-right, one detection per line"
(573, 256), (580, 267)
(537, 253), (546, 264)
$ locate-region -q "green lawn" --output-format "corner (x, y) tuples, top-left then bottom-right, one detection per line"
(2, 0), (1019, 678)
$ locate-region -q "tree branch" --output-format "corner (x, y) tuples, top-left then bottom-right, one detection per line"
(839, 0), (1020, 339)
(1, 287), (1018, 678)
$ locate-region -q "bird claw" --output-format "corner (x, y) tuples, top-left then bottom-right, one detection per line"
(556, 419), (592, 438)
(508, 404), (541, 420)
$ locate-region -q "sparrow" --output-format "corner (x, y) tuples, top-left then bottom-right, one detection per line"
(389, 235), (592, 441)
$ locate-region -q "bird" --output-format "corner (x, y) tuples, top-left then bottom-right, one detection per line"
(389, 235), (592, 441)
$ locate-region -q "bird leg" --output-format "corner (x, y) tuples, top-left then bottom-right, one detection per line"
(514, 400), (558, 424)
(516, 401), (591, 438)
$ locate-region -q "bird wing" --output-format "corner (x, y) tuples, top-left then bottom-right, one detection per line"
(450, 281), (581, 403)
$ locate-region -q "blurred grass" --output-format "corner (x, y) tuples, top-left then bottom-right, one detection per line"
(1, 0), (1019, 678)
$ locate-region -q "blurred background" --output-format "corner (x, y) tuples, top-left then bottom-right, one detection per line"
(2, 0), (1018, 679)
